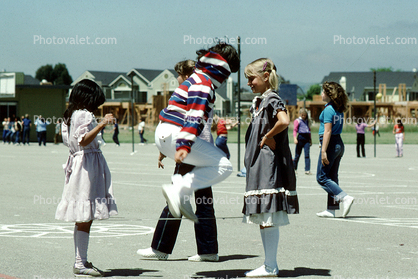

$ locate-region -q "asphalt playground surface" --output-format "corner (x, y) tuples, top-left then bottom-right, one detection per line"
(1, 140), (417, 279)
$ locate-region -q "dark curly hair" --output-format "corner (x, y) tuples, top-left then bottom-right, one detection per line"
(64, 79), (105, 126)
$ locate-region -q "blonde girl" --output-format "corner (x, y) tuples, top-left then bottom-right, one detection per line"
(243, 58), (298, 277)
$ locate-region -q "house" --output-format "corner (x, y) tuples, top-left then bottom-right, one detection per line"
(72, 69), (236, 124)
(0, 72), (70, 142)
(321, 71), (418, 101)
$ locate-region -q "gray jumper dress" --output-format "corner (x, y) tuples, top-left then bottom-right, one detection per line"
(242, 91), (299, 226)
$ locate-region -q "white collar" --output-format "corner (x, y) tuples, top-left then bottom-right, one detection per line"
(261, 89), (273, 99)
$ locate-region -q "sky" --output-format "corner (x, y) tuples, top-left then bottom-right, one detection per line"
(1, 0), (417, 90)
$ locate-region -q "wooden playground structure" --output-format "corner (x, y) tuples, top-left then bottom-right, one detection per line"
(297, 83), (418, 123)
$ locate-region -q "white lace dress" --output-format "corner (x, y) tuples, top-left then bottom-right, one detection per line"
(55, 110), (118, 222)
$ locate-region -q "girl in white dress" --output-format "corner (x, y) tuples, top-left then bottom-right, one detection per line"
(55, 79), (117, 277)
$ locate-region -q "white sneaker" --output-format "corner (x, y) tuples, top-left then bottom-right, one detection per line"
(136, 247), (168, 260)
(188, 254), (219, 262)
(245, 265), (279, 277)
(316, 210), (335, 218)
(342, 195), (355, 218)
(162, 184), (198, 223)
(162, 184), (182, 218)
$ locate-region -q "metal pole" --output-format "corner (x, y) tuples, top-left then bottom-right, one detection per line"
(237, 36), (241, 171)
(131, 75), (135, 153)
(373, 70), (376, 158)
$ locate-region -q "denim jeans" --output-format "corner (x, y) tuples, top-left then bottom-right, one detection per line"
(293, 133), (311, 171)
(23, 127), (30, 144)
(215, 136), (230, 159)
(151, 163), (218, 255)
(316, 134), (347, 210)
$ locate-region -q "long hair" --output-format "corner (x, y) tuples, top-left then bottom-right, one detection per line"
(322, 81), (349, 113)
(64, 79), (105, 126)
(196, 42), (240, 73)
(244, 58), (280, 91)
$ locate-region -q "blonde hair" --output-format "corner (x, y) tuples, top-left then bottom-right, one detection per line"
(244, 58), (280, 90)
(322, 81), (349, 113)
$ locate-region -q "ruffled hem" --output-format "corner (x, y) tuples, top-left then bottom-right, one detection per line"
(55, 198), (118, 222)
(242, 188), (299, 216)
(242, 211), (289, 227)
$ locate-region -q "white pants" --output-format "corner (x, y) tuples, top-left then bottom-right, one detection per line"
(155, 122), (233, 191)
(395, 133), (403, 156)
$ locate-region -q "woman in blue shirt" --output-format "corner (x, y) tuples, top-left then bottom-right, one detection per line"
(316, 82), (354, 218)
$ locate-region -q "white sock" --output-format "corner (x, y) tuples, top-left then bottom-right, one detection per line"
(75, 230), (89, 269)
(263, 226), (279, 269)
(260, 228), (266, 258)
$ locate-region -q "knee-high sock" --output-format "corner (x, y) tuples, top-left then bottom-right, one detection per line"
(74, 225), (78, 262)
(263, 226), (279, 269)
(75, 230), (90, 269)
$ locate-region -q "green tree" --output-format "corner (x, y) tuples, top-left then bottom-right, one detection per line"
(35, 64), (54, 83)
(35, 63), (72, 85)
(53, 63), (73, 85)
(306, 84), (321, 100)
(370, 67), (402, 72)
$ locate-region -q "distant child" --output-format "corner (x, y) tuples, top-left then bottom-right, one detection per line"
(113, 119), (120, 146)
(393, 118), (404, 157)
(316, 82), (354, 218)
(55, 79), (118, 276)
(54, 119), (62, 144)
(293, 108), (312, 174)
(138, 117), (147, 144)
(355, 117), (376, 157)
(35, 115), (50, 146)
(211, 115), (238, 159)
(243, 58), (299, 277)
(2, 117), (9, 144)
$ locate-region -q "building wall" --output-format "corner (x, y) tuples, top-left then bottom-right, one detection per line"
(15, 87), (67, 142)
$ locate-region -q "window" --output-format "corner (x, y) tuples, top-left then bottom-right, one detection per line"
(137, 91), (148, 103)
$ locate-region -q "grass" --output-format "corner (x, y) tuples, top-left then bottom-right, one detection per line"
(103, 123), (418, 145)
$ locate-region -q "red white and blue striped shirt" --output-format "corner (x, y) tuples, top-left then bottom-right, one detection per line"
(159, 52), (231, 152)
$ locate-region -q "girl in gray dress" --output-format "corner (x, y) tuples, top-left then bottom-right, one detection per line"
(243, 58), (299, 277)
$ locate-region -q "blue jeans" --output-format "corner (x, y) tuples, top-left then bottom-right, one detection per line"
(14, 131), (20, 144)
(23, 127), (30, 144)
(293, 133), (311, 171)
(215, 136), (230, 159)
(316, 134), (347, 210)
(2, 130), (9, 143)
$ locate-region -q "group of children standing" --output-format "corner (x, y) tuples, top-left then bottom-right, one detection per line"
(55, 41), (401, 277)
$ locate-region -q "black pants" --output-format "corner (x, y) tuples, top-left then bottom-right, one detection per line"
(151, 163), (218, 255)
(113, 133), (120, 145)
(37, 131), (46, 146)
(356, 133), (365, 157)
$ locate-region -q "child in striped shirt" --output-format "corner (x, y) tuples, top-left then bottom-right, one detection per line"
(156, 42), (240, 222)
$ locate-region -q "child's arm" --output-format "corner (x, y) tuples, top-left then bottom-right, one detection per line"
(321, 123), (332, 166)
(260, 109), (290, 150)
(293, 118), (299, 144)
(79, 113), (114, 147)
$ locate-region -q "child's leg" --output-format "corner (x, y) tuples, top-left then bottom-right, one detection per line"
(74, 221), (92, 268)
(262, 226), (279, 270)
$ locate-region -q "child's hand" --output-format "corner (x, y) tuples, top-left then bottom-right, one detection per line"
(321, 151), (329, 166)
(101, 113), (114, 126)
(175, 149), (188, 163)
(260, 136), (276, 150)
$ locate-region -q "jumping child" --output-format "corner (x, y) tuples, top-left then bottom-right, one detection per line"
(157, 42), (240, 222)
(55, 79), (118, 276)
(243, 58), (299, 277)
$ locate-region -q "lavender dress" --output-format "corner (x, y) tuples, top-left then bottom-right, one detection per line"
(55, 110), (117, 222)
